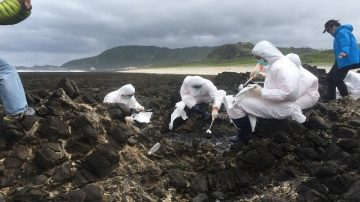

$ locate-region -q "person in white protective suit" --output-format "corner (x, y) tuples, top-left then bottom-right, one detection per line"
(343, 71), (360, 98)
(227, 41), (306, 143)
(103, 84), (144, 124)
(286, 53), (320, 109)
(179, 76), (226, 119)
(180, 76), (226, 120)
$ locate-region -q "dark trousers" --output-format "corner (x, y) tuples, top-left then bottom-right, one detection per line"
(191, 104), (209, 118)
(326, 62), (359, 99)
(232, 115), (252, 136)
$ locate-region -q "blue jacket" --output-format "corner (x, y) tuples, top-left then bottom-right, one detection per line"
(333, 25), (360, 68)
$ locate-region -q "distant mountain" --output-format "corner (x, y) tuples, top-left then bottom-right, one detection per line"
(61, 45), (215, 70)
(207, 42), (254, 60)
(16, 65), (62, 71)
(60, 43), (335, 70)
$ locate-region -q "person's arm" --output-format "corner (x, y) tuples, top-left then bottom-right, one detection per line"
(180, 83), (197, 108)
(207, 82), (225, 109)
(261, 66), (300, 101)
(337, 31), (351, 57)
(0, 0), (31, 25)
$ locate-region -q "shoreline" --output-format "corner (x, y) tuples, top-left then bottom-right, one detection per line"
(121, 65), (332, 75)
(17, 65), (334, 75)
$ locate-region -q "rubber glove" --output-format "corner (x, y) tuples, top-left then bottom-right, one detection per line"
(250, 64), (262, 79)
(125, 116), (134, 125)
(211, 107), (219, 120)
(136, 106), (145, 112)
(250, 69), (260, 79)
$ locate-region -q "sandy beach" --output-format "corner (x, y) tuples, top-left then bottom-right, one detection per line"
(122, 65), (332, 75)
(121, 66), (254, 75)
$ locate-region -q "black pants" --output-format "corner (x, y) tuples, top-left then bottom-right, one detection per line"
(232, 116), (252, 136)
(191, 103), (209, 118)
(326, 62), (359, 99)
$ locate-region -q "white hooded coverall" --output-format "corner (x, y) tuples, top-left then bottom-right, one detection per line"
(227, 41), (306, 123)
(344, 71), (360, 97)
(286, 53), (320, 110)
(103, 84), (143, 111)
(180, 76), (226, 109)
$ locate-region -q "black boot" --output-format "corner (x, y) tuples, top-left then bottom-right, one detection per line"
(229, 115), (252, 144)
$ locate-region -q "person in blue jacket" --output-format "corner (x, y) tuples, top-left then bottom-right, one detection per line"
(323, 19), (360, 101)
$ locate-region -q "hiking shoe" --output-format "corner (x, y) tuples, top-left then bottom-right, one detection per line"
(2, 107), (35, 124)
(229, 133), (252, 144)
(3, 113), (24, 124)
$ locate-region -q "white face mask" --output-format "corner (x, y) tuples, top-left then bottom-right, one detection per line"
(192, 86), (203, 94)
(122, 95), (133, 100)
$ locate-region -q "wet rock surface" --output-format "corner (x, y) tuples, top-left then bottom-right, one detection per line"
(0, 69), (358, 201)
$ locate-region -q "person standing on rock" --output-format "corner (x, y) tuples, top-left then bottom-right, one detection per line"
(227, 41), (306, 144)
(0, 0), (35, 123)
(103, 84), (145, 124)
(286, 53), (320, 109)
(323, 19), (360, 101)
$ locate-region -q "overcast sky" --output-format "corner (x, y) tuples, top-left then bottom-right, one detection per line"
(1, 0), (359, 66)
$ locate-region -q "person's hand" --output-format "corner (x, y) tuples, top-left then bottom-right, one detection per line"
(250, 69), (260, 79)
(339, 52), (347, 58)
(136, 106), (145, 112)
(250, 63), (261, 79)
(249, 84), (262, 97)
(211, 107), (219, 120)
(125, 116), (134, 125)
(19, 0), (32, 11)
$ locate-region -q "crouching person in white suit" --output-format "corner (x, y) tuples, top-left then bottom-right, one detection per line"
(103, 84), (144, 124)
(286, 53), (320, 109)
(227, 41), (306, 144)
(169, 76), (226, 130)
(180, 76), (226, 121)
(343, 71), (360, 98)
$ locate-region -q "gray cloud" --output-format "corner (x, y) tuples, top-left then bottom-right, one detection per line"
(0, 0), (359, 66)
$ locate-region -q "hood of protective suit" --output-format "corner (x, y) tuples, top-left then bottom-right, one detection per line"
(103, 84), (135, 103)
(286, 53), (302, 70)
(119, 84), (135, 95)
(252, 40), (284, 64)
(184, 76), (206, 87)
(180, 76), (225, 109)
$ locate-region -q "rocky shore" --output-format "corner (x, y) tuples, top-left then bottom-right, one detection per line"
(0, 66), (359, 201)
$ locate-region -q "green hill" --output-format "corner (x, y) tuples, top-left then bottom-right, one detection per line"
(61, 45), (215, 70)
(61, 43), (335, 70)
(205, 42), (333, 65)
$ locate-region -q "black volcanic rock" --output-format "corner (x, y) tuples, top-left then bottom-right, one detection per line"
(39, 116), (70, 141)
(168, 168), (187, 189)
(0, 69), (358, 201)
(57, 78), (80, 99)
(84, 144), (119, 178)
